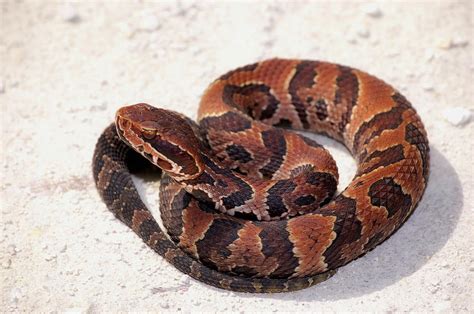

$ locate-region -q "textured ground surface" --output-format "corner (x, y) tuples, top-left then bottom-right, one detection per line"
(1, 1), (473, 312)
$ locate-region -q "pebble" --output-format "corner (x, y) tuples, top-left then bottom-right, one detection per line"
(7, 244), (18, 256)
(61, 4), (80, 23)
(442, 107), (472, 126)
(118, 22), (134, 38)
(442, 294), (451, 301)
(422, 84), (434, 92)
(438, 38), (469, 50)
(89, 102), (107, 112)
(364, 4), (383, 18)
(138, 15), (161, 32)
(425, 49), (436, 62)
(429, 284), (439, 294)
(63, 307), (89, 314)
(347, 36), (358, 45)
(2, 259), (12, 269)
(160, 302), (170, 309)
(357, 27), (370, 38)
(10, 287), (23, 304)
(433, 301), (451, 312)
(45, 253), (57, 262)
(386, 51), (400, 58)
(429, 277), (441, 288)
(437, 39), (452, 49)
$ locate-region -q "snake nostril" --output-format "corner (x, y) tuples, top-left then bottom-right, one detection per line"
(117, 118), (130, 130)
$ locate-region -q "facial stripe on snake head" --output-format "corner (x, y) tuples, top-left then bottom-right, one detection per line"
(116, 103), (204, 180)
(148, 136), (200, 177)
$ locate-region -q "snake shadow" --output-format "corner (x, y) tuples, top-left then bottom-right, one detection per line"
(134, 141), (462, 300)
(233, 146), (462, 301)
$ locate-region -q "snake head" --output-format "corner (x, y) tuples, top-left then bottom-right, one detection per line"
(115, 103), (204, 181)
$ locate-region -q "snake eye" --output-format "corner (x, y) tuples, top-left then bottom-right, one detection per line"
(142, 128), (156, 140)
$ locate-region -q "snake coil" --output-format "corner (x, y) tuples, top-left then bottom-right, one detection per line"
(93, 59), (429, 293)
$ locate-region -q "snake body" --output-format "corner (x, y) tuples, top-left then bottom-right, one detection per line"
(93, 58), (429, 292)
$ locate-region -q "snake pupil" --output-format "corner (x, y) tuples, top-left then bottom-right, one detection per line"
(142, 129), (156, 140)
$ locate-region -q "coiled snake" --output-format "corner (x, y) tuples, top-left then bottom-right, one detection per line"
(92, 59), (429, 293)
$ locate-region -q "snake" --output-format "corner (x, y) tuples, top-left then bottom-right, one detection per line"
(92, 58), (429, 293)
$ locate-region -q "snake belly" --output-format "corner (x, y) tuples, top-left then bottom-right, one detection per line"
(93, 58), (430, 293)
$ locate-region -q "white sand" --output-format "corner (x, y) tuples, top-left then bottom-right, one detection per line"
(1, 1), (473, 312)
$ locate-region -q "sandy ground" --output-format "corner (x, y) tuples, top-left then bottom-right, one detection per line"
(1, 0), (473, 312)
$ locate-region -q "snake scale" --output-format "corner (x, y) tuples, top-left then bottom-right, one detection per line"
(92, 58), (429, 293)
